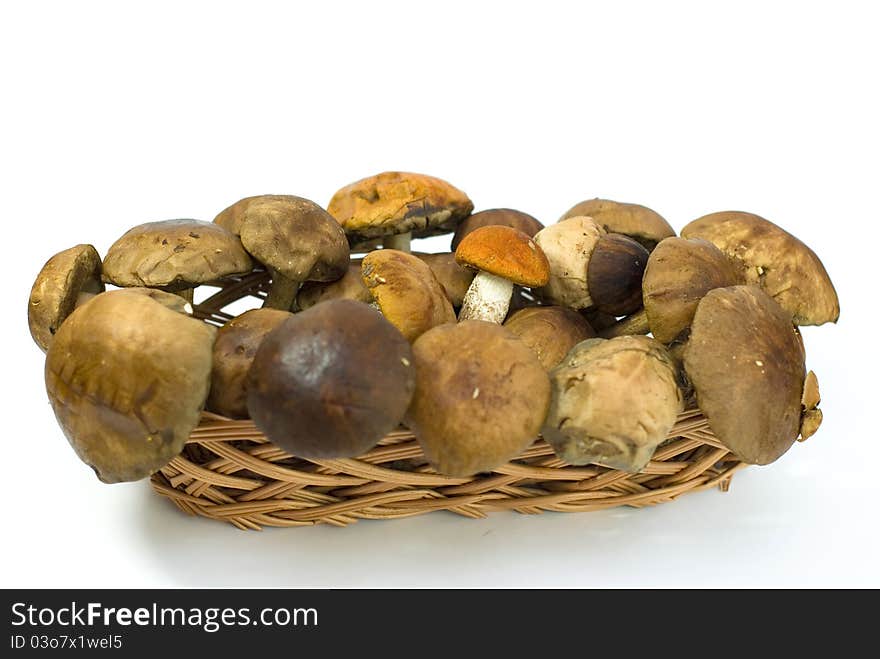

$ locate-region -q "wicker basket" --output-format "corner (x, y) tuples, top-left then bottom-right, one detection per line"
(151, 271), (747, 530)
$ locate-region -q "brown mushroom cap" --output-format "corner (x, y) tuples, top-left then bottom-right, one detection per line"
(454, 225), (550, 287)
(559, 198), (675, 250)
(44, 289), (216, 483)
(414, 252), (476, 308)
(328, 171), (474, 243)
(213, 194), (292, 234)
(296, 261), (371, 310)
(207, 308), (292, 419)
(503, 306), (596, 369)
(28, 244), (104, 352)
(586, 233), (650, 316)
(542, 336), (683, 472)
(683, 285), (806, 465)
(643, 237), (743, 343)
(118, 287), (195, 314)
(361, 250), (456, 342)
(247, 300), (415, 459)
(534, 216), (606, 308)
(681, 211), (839, 325)
(450, 208), (544, 251)
(102, 219), (253, 290)
(405, 321), (551, 476)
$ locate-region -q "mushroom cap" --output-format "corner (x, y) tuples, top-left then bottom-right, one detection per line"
(102, 219), (253, 290)
(246, 299), (416, 459)
(414, 252), (476, 308)
(503, 306), (597, 370)
(643, 237), (743, 343)
(450, 208), (544, 251)
(454, 225), (550, 287)
(44, 289), (216, 483)
(586, 233), (650, 316)
(361, 249), (456, 342)
(327, 171), (474, 242)
(28, 244), (104, 352)
(207, 308), (292, 419)
(681, 211), (839, 325)
(405, 321), (551, 477)
(542, 336), (683, 472)
(559, 198), (675, 250)
(297, 261), (371, 310)
(533, 216), (606, 308)
(213, 194), (292, 234)
(683, 285), (806, 464)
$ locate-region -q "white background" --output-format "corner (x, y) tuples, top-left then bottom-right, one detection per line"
(1, 1), (877, 587)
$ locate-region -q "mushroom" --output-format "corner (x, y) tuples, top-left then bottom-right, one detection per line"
(297, 261), (371, 310)
(542, 336), (683, 472)
(587, 232), (650, 315)
(28, 244), (104, 352)
(44, 289), (215, 483)
(405, 321), (551, 476)
(799, 370), (823, 440)
(681, 211), (839, 325)
(361, 249), (456, 342)
(214, 195), (349, 310)
(247, 299), (415, 458)
(601, 237), (743, 341)
(327, 171), (474, 252)
(102, 219), (252, 302)
(454, 225), (550, 323)
(414, 252), (476, 308)
(559, 198), (675, 251)
(682, 285), (806, 464)
(207, 308), (292, 418)
(503, 306), (596, 369)
(450, 208), (544, 251)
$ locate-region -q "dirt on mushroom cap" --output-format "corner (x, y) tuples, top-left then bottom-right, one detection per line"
(454, 225), (550, 287)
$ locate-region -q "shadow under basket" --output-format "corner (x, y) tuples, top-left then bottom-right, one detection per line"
(150, 271), (747, 530)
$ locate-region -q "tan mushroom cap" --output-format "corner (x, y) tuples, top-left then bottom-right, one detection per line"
(504, 306), (596, 369)
(454, 225), (550, 287)
(451, 208), (544, 251)
(414, 252), (476, 308)
(542, 336), (683, 472)
(643, 237), (743, 343)
(44, 289), (216, 483)
(560, 198), (675, 250)
(681, 211), (839, 325)
(799, 370), (823, 440)
(297, 261), (371, 310)
(533, 216), (606, 308)
(405, 321), (551, 476)
(28, 244), (104, 352)
(102, 219), (253, 290)
(683, 285), (806, 465)
(328, 171), (474, 242)
(361, 250), (456, 342)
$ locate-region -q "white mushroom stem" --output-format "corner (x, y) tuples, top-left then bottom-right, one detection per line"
(458, 271), (514, 324)
(382, 232), (412, 253)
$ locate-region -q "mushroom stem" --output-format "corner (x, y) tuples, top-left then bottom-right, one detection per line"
(382, 232), (412, 253)
(459, 271), (514, 324)
(75, 291), (98, 308)
(176, 288), (195, 304)
(263, 270), (300, 310)
(599, 309), (650, 338)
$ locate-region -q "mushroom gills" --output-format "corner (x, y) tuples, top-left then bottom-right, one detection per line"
(459, 272), (514, 324)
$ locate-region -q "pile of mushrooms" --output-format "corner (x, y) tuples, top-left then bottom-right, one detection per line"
(28, 172), (839, 486)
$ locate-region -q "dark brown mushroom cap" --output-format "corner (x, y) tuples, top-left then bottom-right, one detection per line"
(559, 198), (675, 250)
(328, 171), (474, 242)
(683, 285), (806, 465)
(296, 261), (371, 310)
(586, 233), (650, 316)
(102, 219), (253, 290)
(450, 208), (544, 251)
(405, 321), (551, 477)
(44, 289), (216, 483)
(414, 252), (476, 308)
(28, 244), (104, 352)
(643, 237), (743, 343)
(361, 250), (456, 342)
(207, 308), (292, 419)
(247, 300), (415, 459)
(681, 211), (839, 325)
(503, 306), (596, 369)
(454, 225), (550, 287)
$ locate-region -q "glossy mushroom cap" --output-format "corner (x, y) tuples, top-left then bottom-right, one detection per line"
(643, 237), (743, 343)
(207, 308), (292, 418)
(247, 300), (416, 459)
(406, 321), (550, 476)
(683, 285), (806, 465)
(297, 261), (371, 310)
(328, 171), (474, 243)
(44, 289), (216, 483)
(414, 252), (476, 308)
(451, 208), (544, 251)
(587, 233), (649, 316)
(503, 306), (596, 369)
(559, 198), (675, 251)
(102, 219), (252, 290)
(543, 336), (683, 472)
(28, 244), (104, 352)
(533, 216), (605, 309)
(681, 211), (839, 325)
(361, 250), (455, 342)
(454, 225), (550, 287)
